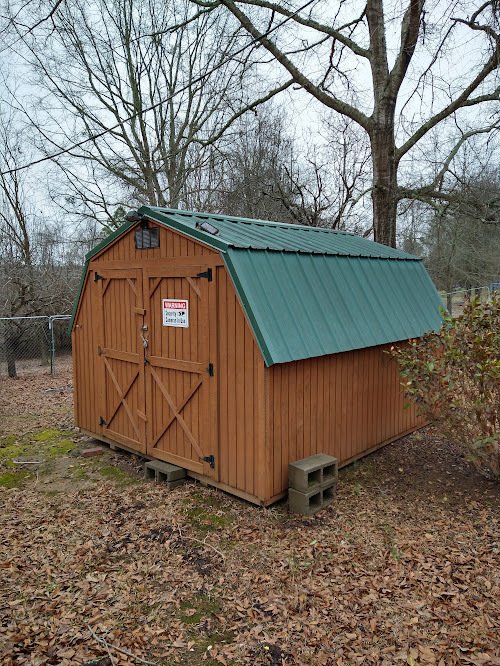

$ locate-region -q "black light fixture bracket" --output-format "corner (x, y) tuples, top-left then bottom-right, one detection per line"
(125, 209), (144, 223)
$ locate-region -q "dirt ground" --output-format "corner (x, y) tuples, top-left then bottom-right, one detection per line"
(0, 369), (499, 666)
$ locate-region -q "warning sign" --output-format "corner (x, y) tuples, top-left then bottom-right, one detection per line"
(162, 299), (189, 328)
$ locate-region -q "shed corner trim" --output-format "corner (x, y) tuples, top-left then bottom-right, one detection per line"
(68, 259), (89, 334)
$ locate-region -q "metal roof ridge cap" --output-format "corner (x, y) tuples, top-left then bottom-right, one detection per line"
(145, 205), (360, 233)
(140, 206), (229, 252)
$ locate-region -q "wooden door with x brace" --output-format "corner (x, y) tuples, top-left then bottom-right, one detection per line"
(94, 268), (147, 453)
(94, 265), (217, 479)
(142, 266), (218, 479)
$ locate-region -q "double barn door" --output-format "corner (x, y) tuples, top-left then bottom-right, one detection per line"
(93, 265), (217, 478)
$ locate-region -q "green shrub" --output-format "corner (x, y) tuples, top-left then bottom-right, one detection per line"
(391, 297), (500, 480)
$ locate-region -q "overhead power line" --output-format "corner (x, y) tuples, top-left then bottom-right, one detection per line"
(1, 0), (316, 177)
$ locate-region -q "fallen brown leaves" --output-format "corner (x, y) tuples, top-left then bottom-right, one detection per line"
(0, 443), (499, 666)
(0, 361), (74, 436)
(0, 376), (499, 665)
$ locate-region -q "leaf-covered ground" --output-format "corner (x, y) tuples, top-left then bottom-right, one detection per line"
(0, 371), (499, 666)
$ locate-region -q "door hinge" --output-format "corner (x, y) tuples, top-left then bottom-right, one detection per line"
(207, 362), (214, 376)
(94, 272), (105, 282)
(99, 416), (107, 426)
(196, 268), (212, 281)
(202, 455), (215, 468)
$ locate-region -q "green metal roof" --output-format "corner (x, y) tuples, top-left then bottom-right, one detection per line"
(138, 206), (419, 260)
(224, 249), (443, 365)
(71, 207), (444, 363)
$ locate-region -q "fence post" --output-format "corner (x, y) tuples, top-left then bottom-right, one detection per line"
(49, 318), (55, 376)
(5, 320), (18, 378)
(48, 315), (72, 376)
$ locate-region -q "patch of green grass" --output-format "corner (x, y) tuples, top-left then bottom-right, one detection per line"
(46, 439), (74, 457)
(196, 629), (235, 653)
(180, 595), (222, 625)
(187, 506), (232, 532)
(0, 438), (27, 466)
(1, 430), (74, 467)
(0, 435), (19, 448)
(99, 465), (136, 486)
(71, 467), (89, 481)
(0, 470), (31, 488)
(185, 494), (234, 532)
(33, 429), (65, 442)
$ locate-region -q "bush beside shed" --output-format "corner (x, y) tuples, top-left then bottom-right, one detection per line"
(70, 207), (443, 505)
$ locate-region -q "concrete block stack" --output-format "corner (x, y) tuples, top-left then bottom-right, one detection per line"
(288, 453), (338, 516)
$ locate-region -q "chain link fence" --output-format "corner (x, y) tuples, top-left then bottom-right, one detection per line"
(0, 315), (72, 378)
(440, 286), (494, 318)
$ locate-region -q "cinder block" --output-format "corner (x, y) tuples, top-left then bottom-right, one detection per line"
(144, 460), (186, 484)
(288, 487), (323, 516)
(288, 482), (337, 516)
(288, 453), (338, 493)
(321, 483), (336, 508)
(164, 478), (186, 490)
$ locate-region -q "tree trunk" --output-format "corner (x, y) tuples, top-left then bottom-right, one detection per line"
(370, 125), (398, 248)
(446, 291), (453, 314)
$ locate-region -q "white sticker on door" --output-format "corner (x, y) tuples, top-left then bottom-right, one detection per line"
(162, 299), (189, 327)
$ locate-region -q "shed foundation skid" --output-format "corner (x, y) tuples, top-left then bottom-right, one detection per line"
(72, 207), (443, 505)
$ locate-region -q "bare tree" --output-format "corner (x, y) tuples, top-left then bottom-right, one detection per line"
(15, 0), (290, 228)
(213, 107), (371, 229)
(423, 170), (500, 295)
(0, 108), (87, 376)
(193, 0), (500, 247)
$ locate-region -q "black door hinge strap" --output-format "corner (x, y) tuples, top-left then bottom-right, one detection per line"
(196, 268), (212, 281)
(202, 455), (215, 468)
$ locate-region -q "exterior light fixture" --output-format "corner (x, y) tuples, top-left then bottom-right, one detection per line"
(196, 220), (220, 236)
(125, 210), (143, 222)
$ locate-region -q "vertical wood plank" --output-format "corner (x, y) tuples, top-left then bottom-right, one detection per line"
(217, 267), (228, 487)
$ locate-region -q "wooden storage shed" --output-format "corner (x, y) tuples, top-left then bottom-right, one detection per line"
(70, 207), (443, 505)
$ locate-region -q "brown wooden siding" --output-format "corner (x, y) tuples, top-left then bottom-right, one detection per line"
(93, 224), (218, 263)
(266, 344), (420, 498)
(73, 222), (267, 501)
(216, 266), (267, 501)
(72, 273), (98, 433)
